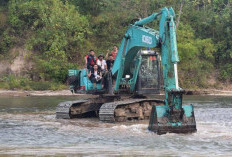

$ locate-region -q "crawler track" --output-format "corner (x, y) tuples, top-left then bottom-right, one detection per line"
(56, 100), (89, 119)
(56, 96), (164, 123)
(99, 99), (164, 122)
(56, 95), (118, 119)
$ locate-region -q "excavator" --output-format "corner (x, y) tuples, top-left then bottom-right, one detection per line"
(56, 7), (197, 135)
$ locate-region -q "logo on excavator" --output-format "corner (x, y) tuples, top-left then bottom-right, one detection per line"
(142, 35), (152, 44)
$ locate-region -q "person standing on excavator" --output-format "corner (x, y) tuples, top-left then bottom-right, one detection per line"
(111, 46), (118, 60)
(106, 46), (118, 60)
(85, 50), (97, 70)
(106, 54), (114, 71)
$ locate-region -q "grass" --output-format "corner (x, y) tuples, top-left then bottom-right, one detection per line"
(0, 75), (67, 90)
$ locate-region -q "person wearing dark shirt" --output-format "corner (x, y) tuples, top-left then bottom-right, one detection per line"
(85, 50), (97, 70)
(106, 54), (114, 71)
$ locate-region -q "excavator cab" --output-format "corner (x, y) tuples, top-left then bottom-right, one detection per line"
(116, 50), (161, 95)
(136, 50), (160, 95)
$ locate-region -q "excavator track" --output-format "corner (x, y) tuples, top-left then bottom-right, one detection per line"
(99, 99), (164, 123)
(56, 95), (119, 119)
(56, 99), (88, 119)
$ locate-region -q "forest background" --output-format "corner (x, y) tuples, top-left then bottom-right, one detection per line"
(0, 0), (231, 90)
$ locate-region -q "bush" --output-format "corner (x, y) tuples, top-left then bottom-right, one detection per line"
(28, 81), (51, 90)
(177, 23), (215, 89)
(219, 64), (232, 81)
(7, 0), (90, 82)
(0, 75), (68, 90)
(34, 58), (78, 82)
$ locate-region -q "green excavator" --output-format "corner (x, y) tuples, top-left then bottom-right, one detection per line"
(56, 7), (197, 135)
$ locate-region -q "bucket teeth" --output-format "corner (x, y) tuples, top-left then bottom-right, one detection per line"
(150, 124), (197, 135)
(148, 105), (197, 135)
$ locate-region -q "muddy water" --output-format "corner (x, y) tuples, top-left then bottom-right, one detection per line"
(0, 95), (232, 156)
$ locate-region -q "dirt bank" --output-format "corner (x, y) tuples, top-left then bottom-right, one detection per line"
(185, 89), (232, 96)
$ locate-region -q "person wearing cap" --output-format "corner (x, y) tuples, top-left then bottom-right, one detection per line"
(97, 54), (107, 72)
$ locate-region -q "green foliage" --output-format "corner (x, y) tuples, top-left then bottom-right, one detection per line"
(6, 0), (90, 82)
(177, 23), (215, 88)
(219, 64), (232, 81)
(0, 29), (13, 55)
(65, 0), (108, 16)
(0, 75), (31, 90)
(35, 58), (78, 82)
(0, 75), (67, 90)
(89, 12), (131, 52)
(0, 0), (232, 89)
(28, 81), (67, 90)
(0, 10), (14, 56)
(181, 0), (232, 83)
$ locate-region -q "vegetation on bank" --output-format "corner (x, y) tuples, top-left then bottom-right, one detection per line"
(0, 0), (232, 90)
(0, 75), (67, 90)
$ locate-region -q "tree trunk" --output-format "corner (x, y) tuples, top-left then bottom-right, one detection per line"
(176, 0), (184, 30)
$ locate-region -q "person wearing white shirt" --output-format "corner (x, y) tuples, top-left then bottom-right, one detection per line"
(97, 54), (107, 72)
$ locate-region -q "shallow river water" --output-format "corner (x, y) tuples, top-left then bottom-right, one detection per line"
(0, 95), (232, 156)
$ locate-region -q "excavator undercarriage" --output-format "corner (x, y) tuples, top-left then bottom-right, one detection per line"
(56, 96), (164, 123)
(56, 94), (196, 134)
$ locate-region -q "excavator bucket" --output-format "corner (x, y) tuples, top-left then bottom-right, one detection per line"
(148, 105), (197, 135)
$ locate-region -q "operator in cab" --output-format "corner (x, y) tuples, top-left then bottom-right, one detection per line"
(85, 50), (97, 70)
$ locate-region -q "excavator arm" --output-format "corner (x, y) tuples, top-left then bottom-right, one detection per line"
(149, 8), (196, 134)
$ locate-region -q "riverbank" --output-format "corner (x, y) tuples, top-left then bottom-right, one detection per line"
(185, 89), (232, 96)
(0, 89), (232, 97)
(0, 90), (74, 97)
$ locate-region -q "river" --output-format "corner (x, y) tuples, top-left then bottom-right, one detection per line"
(0, 95), (231, 156)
